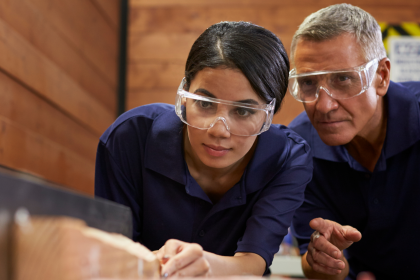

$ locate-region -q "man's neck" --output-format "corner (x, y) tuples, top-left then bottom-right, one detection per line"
(345, 97), (388, 172)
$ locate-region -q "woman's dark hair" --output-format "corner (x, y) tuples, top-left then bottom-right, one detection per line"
(185, 21), (290, 114)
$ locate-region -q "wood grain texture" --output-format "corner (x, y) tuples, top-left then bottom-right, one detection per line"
(13, 217), (160, 280)
(0, 16), (114, 136)
(130, 0), (420, 7)
(0, 117), (95, 195)
(127, 62), (184, 90)
(0, 71), (98, 162)
(90, 0), (121, 29)
(29, 0), (119, 86)
(0, 0), (116, 112)
(129, 32), (198, 63)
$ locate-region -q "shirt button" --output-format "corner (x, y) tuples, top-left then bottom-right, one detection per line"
(374, 198), (379, 204)
(365, 173), (371, 179)
(199, 230), (205, 237)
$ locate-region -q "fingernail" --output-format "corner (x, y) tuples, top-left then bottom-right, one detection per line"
(161, 255), (170, 265)
(334, 251), (339, 258)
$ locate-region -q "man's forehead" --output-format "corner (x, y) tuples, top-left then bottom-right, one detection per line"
(292, 36), (366, 73)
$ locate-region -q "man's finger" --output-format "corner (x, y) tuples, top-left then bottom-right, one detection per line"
(309, 218), (334, 237)
(312, 232), (342, 259)
(342, 226), (362, 242)
(310, 246), (345, 270)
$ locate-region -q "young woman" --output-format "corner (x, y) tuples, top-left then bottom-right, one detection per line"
(95, 21), (312, 277)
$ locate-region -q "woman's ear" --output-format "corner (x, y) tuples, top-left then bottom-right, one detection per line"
(376, 58), (391, 97)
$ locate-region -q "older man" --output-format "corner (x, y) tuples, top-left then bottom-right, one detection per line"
(288, 4), (420, 280)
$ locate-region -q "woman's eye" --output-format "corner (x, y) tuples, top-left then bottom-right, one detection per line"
(236, 108), (254, 117)
(198, 101), (212, 108)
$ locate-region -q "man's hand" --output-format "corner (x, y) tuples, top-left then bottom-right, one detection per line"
(306, 218), (362, 276)
(156, 239), (211, 277)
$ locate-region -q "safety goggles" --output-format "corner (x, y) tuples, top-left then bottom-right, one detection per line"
(288, 58), (379, 103)
(175, 78), (275, 136)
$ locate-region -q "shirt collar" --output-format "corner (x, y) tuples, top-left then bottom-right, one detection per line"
(311, 81), (420, 165)
(144, 109), (187, 185)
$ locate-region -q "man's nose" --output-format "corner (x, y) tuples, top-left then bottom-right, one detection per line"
(315, 86), (339, 114)
(207, 117), (231, 137)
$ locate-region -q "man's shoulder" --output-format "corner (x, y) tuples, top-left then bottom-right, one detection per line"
(397, 81), (420, 102)
(287, 111), (313, 144)
(100, 103), (174, 144)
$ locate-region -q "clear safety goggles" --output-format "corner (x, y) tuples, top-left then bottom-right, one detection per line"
(175, 78), (275, 136)
(288, 59), (379, 103)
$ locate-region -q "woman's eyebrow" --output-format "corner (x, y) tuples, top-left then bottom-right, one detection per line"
(194, 88), (260, 105)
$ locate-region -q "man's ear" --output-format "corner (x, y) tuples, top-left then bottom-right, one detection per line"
(375, 58), (391, 97)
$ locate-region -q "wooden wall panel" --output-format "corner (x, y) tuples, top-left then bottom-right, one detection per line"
(0, 17), (113, 136)
(0, 118), (95, 195)
(127, 0), (420, 125)
(0, 0), (116, 113)
(29, 0), (119, 87)
(91, 0), (121, 28)
(0, 0), (121, 195)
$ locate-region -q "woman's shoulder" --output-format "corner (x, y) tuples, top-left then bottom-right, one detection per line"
(265, 124), (310, 154)
(100, 103), (174, 145)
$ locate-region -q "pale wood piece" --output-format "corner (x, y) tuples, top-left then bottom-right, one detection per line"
(13, 217), (160, 280)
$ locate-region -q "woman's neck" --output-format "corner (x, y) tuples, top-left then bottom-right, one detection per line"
(183, 128), (257, 203)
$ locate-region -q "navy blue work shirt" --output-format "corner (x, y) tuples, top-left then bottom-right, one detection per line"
(289, 81), (420, 280)
(95, 103), (313, 269)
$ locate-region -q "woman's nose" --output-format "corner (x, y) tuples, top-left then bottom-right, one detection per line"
(207, 117), (231, 138)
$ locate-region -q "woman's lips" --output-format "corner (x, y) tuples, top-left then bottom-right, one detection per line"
(203, 144), (231, 157)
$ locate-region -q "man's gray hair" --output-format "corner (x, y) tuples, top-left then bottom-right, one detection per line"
(290, 3), (387, 64)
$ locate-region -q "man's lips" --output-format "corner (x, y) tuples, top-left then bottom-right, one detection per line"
(316, 119), (347, 129)
(203, 144), (231, 157)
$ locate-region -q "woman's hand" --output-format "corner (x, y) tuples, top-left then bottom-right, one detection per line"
(156, 239), (211, 277)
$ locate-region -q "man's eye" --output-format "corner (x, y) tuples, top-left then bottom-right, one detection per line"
(338, 75), (350, 82)
(298, 78), (316, 88)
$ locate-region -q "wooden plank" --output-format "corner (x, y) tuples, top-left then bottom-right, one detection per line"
(13, 217), (160, 280)
(0, 0), (116, 113)
(274, 94), (304, 126)
(0, 117), (95, 195)
(129, 32), (198, 62)
(0, 71), (98, 162)
(30, 0), (119, 87)
(90, 0), (121, 28)
(127, 88), (175, 110)
(130, 0), (420, 7)
(129, 6), (419, 34)
(129, 6), (317, 34)
(127, 62), (184, 90)
(0, 17), (114, 136)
